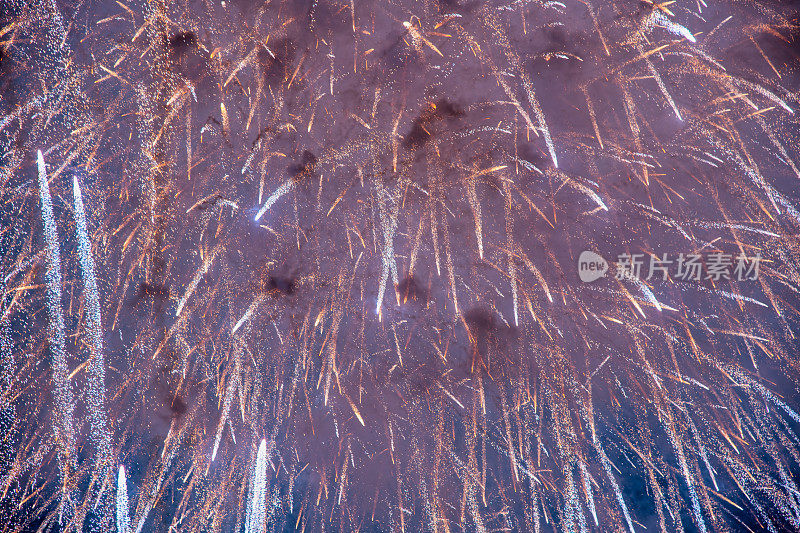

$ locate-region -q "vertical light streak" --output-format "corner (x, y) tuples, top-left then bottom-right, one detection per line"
(667, 424), (708, 533)
(211, 368), (240, 462)
(374, 176), (399, 315)
(73, 173), (112, 486)
(245, 439), (269, 533)
(593, 438), (635, 533)
(37, 150), (76, 524)
(116, 465), (130, 533)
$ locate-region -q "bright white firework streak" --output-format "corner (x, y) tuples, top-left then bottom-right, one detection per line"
(568, 180), (608, 211)
(116, 465), (130, 533)
(211, 368), (239, 461)
(37, 150), (76, 522)
(593, 438), (635, 533)
(73, 175), (112, 479)
(465, 180), (483, 259)
(470, 22), (558, 168)
(667, 425), (708, 533)
(579, 462), (598, 526)
(375, 224), (398, 315)
(504, 181), (517, 326)
(737, 78), (794, 114)
(245, 439), (269, 533)
(521, 79), (558, 169)
(686, 415), (718, 491)
(651, 12), (696, 43)
(562, 463), (587, 533)
(212, 325), (250, 460)
(254, 179), (294, 222)
(504, 44), (558, 168)
(233, 298), (263, 336)
(631, 278), (662, 312)
(643, 52), (682, 121)
(0, 278), (15, 496)
(374, 179), (399, 315)
(176, 251), (216, 317)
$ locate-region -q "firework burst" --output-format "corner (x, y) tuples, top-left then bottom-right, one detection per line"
(2, 0), (800, 532)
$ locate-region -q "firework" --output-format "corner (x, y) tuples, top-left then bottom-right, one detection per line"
(116, 465), (129, 533)
(2, 0), (800, 532)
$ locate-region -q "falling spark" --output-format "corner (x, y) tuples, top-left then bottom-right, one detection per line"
(254, 179), (295, 222)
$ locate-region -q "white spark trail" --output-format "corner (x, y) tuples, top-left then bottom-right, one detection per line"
(736, 78), (794, 114)
(116, 465), (130, 533)
(593, 438), (635, 533)
(643, 52), (683, 120)
(233, 298), (263, 335)
(38, 150), (76, 524)
(375, 178), (400, 315)
(632, 278), (663, 312)
(567, 179), (608, 211)
(668, 424), (708, 533)
(176, 251), (216, 317)
(579, 462), (598, 526)
(254, 179), (294, 221)
(211, 356), (241, 462)
(73, 174), (112, 483)
(650, 12), (697, 43)
(245, 439), (270, 533)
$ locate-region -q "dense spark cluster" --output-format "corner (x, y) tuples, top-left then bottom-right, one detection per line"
(2, 0), (800, 531)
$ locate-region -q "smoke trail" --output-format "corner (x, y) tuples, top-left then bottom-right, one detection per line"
(37, 150), (77, 525)
(116, 465), (129, 533)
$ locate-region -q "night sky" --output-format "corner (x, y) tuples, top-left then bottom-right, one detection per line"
(2, 0), (800, 532)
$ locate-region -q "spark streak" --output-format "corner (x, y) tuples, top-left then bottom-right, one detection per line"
(72, 174), (112, 488)
(116, 465), (129, 533)
(245, 439), (270, 533)
(7, 3), (800, 532)
(37, 150), (76, 525)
